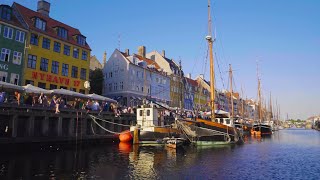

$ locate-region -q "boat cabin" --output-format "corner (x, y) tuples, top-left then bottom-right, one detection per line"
(136, 105), (164, 127)
(214, 118), (233, 127)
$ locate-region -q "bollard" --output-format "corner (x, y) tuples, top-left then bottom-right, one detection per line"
(133, 126), (140, 144)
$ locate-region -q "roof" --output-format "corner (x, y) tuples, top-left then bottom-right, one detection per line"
(13, 2), (91, 50)
(0, 5), (26, 30)
(185, 77), (198, 87)
(134, 54), (161, 69)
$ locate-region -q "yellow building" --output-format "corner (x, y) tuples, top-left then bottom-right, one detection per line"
(14, 1), (91, 93)
(195, 75), (210, 110)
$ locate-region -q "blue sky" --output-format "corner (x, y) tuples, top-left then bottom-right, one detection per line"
(4, 0), (320, 119)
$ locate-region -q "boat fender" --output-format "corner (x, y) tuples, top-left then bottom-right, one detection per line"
(225, 134), (231, 143)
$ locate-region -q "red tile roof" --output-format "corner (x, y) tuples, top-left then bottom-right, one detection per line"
(134, 54), (161, 69)
(185, 77), (198, 87)
(0, 5), (26, 30)
(13, 2), (91, 50)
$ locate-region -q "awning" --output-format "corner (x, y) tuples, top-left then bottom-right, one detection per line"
(0, 81), (24, 92)
(137, 97), (142, 100)
(87, 93), (117, 103)
(131, 96), (136, 99)
(23, 84), (52, 94)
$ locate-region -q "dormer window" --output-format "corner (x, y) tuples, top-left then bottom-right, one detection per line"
(57, 27), (68, 39)
(0, 5), (12, 21)
(76, 35), (86, 46)
(35, 18), (46, 31)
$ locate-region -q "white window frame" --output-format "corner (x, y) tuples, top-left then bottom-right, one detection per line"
(0, 71), (8, 82)
(15, 30), (25, 43)
(12, 51), (22, 65)
(35, 18), (46, 31)
(0, 48), (11, 62)
(10, 73), (19, 85)
(3, 26), (13, 39)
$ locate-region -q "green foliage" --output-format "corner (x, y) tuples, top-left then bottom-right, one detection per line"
(89, 69), (103, 95)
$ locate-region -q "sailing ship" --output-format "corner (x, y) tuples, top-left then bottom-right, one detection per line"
(178, 0), (242, 145)
(251, 65), (272, 135)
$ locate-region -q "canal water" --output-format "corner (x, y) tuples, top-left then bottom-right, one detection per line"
(0, 129), (319, 179)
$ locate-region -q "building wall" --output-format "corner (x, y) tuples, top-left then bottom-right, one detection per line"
(90, 55), (102, 70)
(0, 21), (26, 85)
(23, 31), (90, 93)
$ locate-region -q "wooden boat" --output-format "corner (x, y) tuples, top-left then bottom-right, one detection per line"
(120, 104), (181, 144)
(163, 137), (187, 149)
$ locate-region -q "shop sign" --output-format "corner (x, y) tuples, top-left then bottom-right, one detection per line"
(0, 63), (8, 71)
(31, 71), (81, 87)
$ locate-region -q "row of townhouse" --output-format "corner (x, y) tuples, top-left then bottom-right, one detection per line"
(0, 1), (91, 93)
(102, 46), (182, 108)
(101, 45), (262, 117)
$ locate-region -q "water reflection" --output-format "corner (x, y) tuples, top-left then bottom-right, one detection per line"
(0, 129), (319, 179)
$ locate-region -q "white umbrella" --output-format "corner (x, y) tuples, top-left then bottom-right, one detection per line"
(87, 93), (117, 103)
(51, 88), (88, 99)
(0, 81), (24, 92)
(23, 84), (52, 94)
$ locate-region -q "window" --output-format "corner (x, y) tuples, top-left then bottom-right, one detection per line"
(79, 89), (85, 94)
(53, 41), (61, 53)
(0, 71), (8, 82)
(114, 83), (117, 91)
(62, 63), (69, 76)
(219, 118), (224, 124)
(57, 27), (68, 39)
(0, 48), (10, 62)
(51, 61), (59, 74)
(12, 51), (22, 65)
(27, 55), (37, 69)
(50, 84), (57, 90)
(80, 68), (86, 80)
(42, 37), (50, 49)
(60, 86), (67, 89)
(70, 88), (76, 92)
(139, 110), (143, 116)
(15, 30), (25, 43)
(3, 26), (13, 39)
(38, 82), (46, 89)
(73, 48), (79, 58)
(25, 80), (34, 85)
(35, 18), (46, 31)
(9, 73), (19, 85)
(82, 51), (87, 60)
(64, 45), (70, 56)
(147, 110), (150, 116)
(108, 83), (112, 91)
(77, 35), (86, 46)
(120, 82), (124, 90)
(30, 33), (38, 45)
(40, 58), (48, 72)
(0, 6), (12, 21)
(71, 66), (78, 78)
(226, 119), (231, 124)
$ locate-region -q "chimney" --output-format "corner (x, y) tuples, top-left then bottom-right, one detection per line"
(37, 0), (51, 17)
(103, 51), (107, 65)
(162, 50), (166, 57)
(138, 46), (146, 57)
(125, 49), (130, 56)
(186, 73), (191, 79)
(199, 74), (204, 79)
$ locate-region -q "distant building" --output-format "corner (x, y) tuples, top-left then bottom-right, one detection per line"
(184, 75), (197, 110)
(90, 55), (102, 70)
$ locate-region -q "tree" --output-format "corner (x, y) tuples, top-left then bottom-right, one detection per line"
(89, 69), (103, 95)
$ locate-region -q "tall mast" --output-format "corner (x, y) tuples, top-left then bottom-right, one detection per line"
(206, 0), (215, 121)
(241, 86), (244, 119)
(257, 68), (262, 123)
(269, 92), (272, 121)
(229, 64), (234, 118)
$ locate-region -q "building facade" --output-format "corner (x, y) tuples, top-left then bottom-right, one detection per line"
(146, 50), (184, 108)
(103, 49), (170, 107)
(0, 4), (27, 85)
(90, 55), (102, 70)
(13, 1), (91, 93)
(184, 76), (197, 110)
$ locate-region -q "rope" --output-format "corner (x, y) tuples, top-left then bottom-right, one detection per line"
(91, 117), (122, 134)
(89, 115), (131, 127)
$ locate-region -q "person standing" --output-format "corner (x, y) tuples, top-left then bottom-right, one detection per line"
(14, 91), (21, 106)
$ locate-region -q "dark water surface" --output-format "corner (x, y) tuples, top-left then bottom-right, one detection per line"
(1, 129), (320, 180)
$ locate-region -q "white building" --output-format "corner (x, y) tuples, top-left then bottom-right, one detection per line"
(102, 48), (170, 107)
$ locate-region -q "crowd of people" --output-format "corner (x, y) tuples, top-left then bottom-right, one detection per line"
(0, 91), (136, 116)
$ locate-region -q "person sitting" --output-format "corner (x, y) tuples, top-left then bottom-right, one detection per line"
(25, 94), (33, 106)
(91, 100), (100, 111)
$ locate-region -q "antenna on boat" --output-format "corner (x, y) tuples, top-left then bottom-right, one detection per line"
(207, 0), (215, 121)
